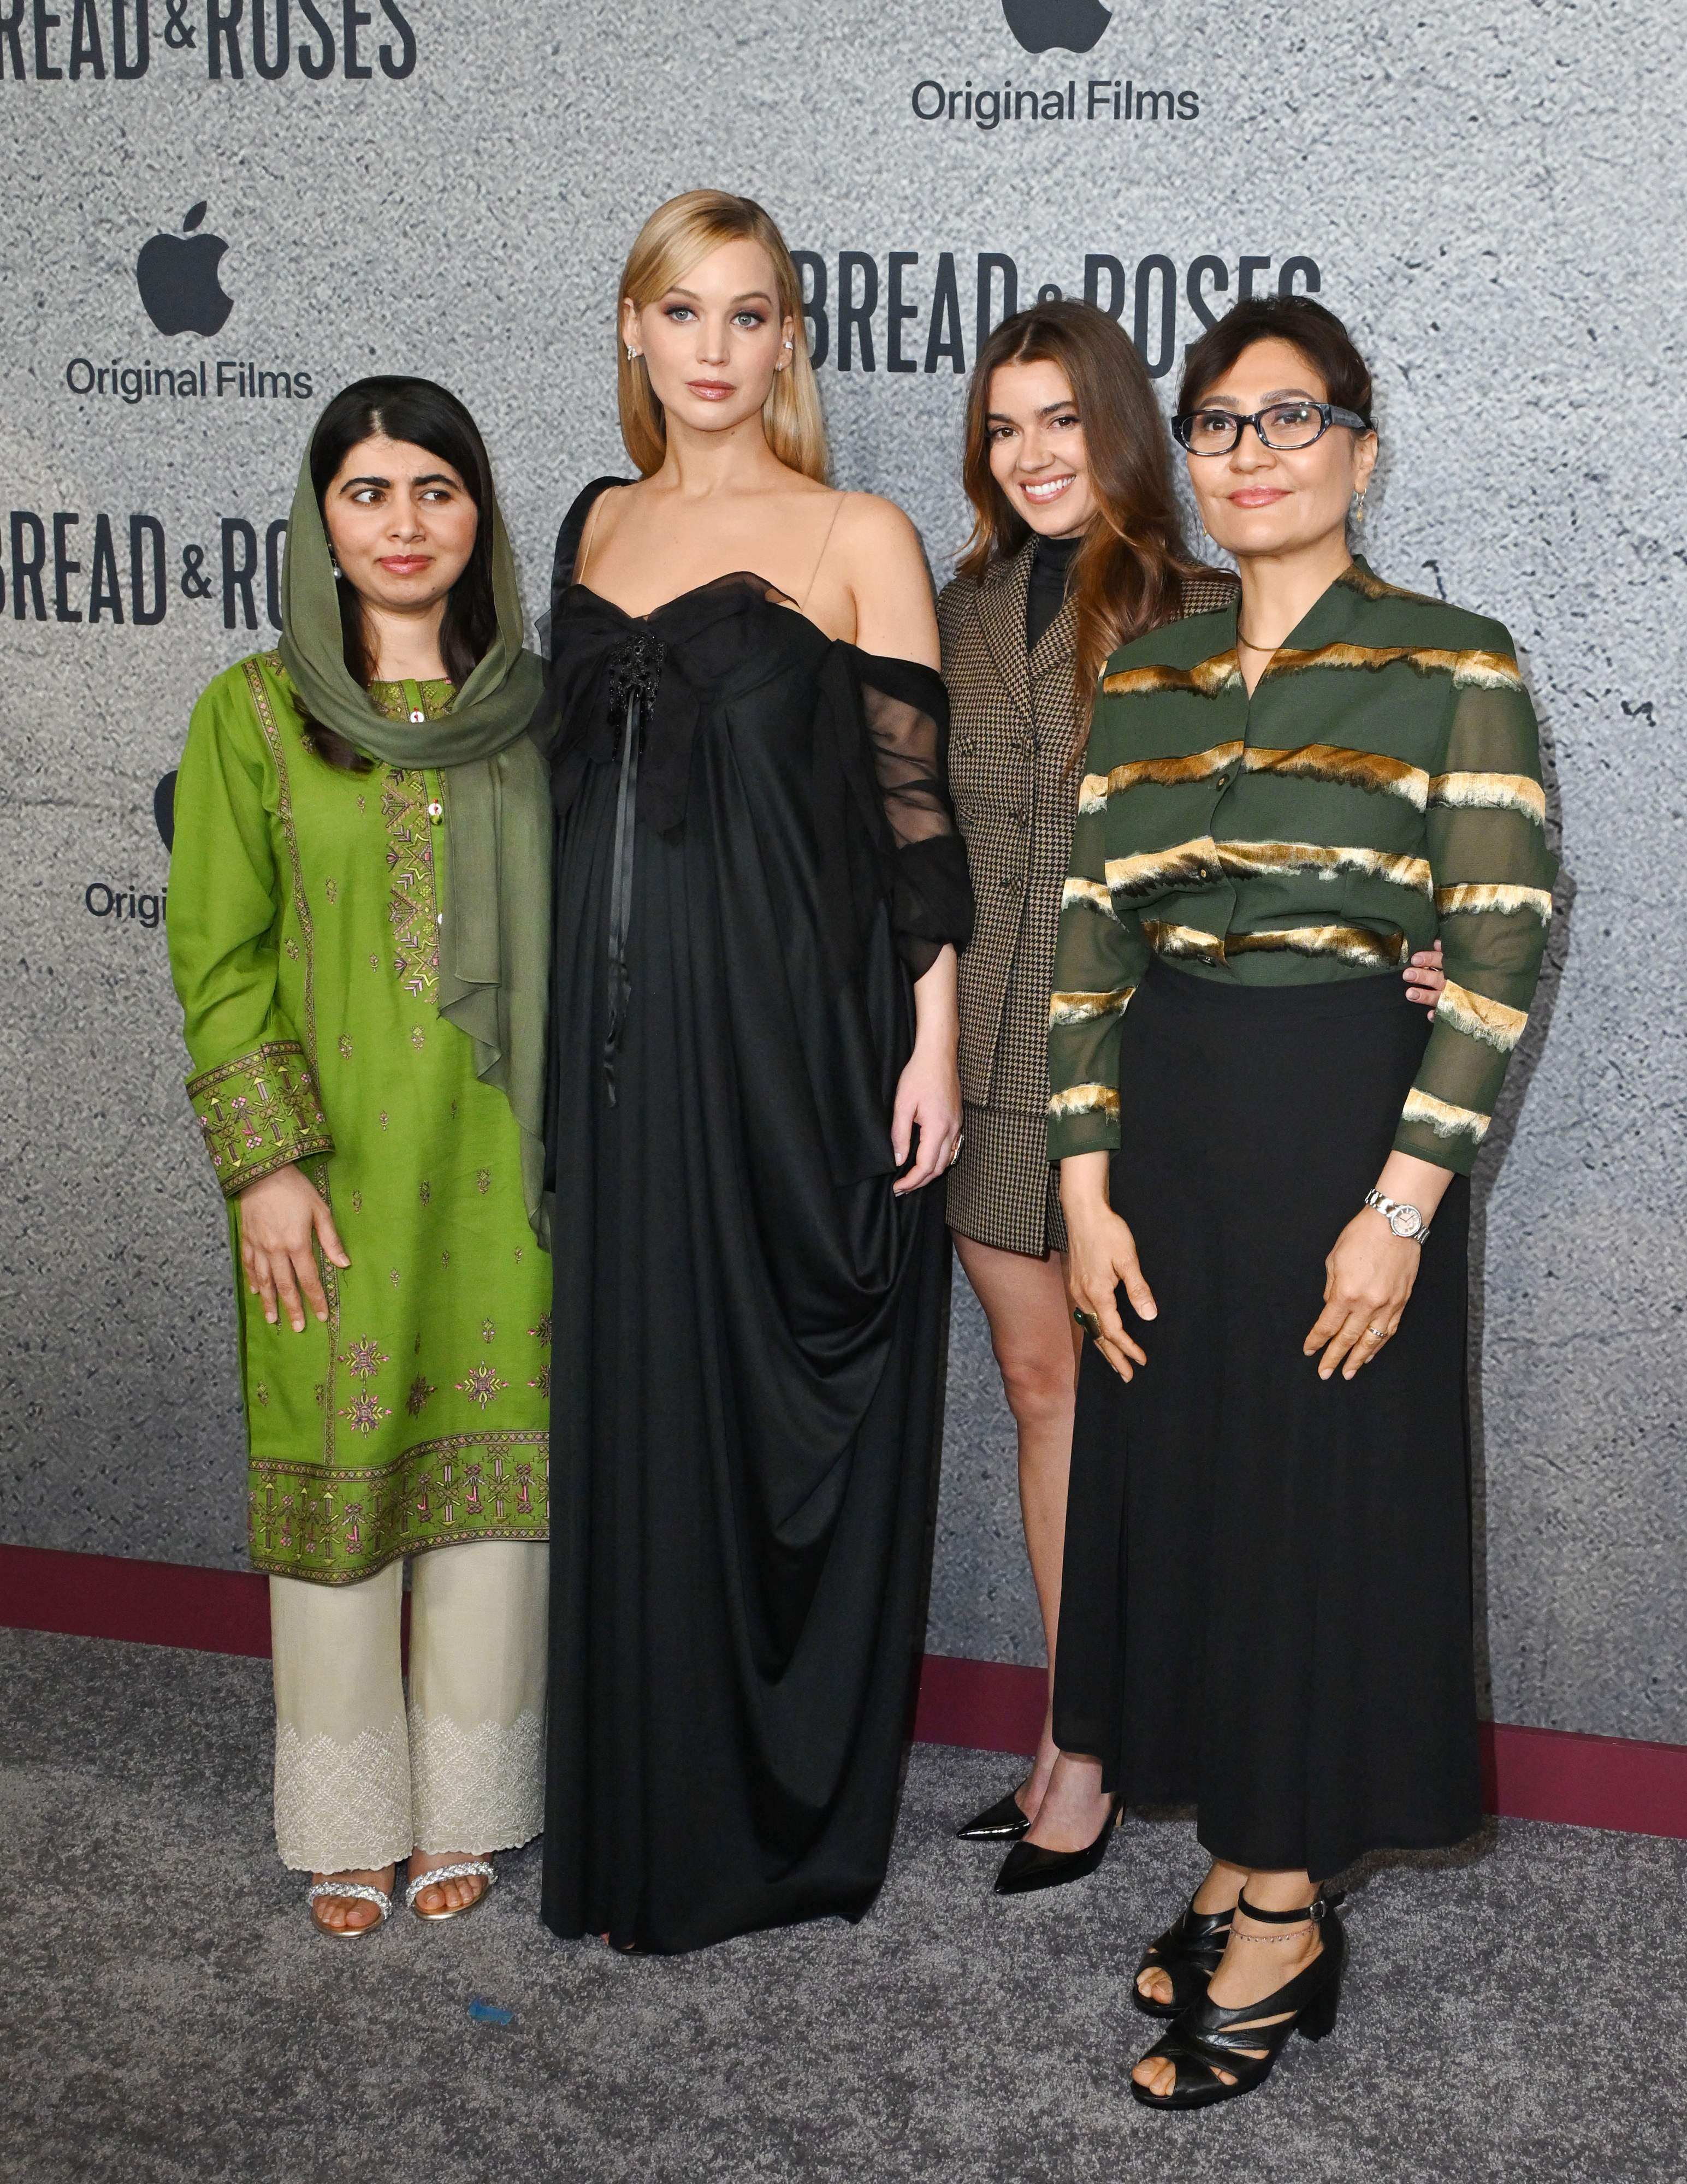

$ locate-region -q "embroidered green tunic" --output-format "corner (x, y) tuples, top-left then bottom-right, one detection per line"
(1046, 560), (1555, 1176)
(167, 652), (551, 1584)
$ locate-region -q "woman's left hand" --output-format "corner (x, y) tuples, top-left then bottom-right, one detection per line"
(891, 1046), (962, 1194)
(1304, 1212), (1422, 1380)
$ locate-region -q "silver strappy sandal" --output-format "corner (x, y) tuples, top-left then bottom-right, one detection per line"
(405, 1859), (496, 1922)
(306, 1877), (393, 1937)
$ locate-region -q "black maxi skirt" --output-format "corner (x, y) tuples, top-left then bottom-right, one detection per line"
(1053, 960), (1483, 1881)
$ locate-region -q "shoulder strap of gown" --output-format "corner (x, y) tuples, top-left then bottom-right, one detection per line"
(550, 476), (631, 614)
(798, 492), (848, 610)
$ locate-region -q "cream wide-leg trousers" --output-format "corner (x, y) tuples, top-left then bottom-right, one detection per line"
(269, 1540), (547, 1873)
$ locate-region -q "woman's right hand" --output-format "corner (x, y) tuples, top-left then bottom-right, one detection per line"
(1061, 1154), (1157, 1383)
(237, 1165), (350, 1332)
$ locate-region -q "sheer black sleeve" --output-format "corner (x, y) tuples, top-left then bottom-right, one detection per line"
(855, 652), (975, 978)
(810, 645), (972, 988)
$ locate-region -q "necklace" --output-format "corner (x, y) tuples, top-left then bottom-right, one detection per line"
(1235, 626), (1286, 652)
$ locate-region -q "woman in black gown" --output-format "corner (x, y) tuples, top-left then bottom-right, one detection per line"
(537, 192), (974, 1954)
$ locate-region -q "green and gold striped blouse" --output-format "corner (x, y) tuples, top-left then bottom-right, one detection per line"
(1045, 559), (1555, 1176)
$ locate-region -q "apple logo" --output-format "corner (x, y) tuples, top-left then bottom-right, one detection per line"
(1003, 0), (1112, 53)
(137, 203), (233, 337)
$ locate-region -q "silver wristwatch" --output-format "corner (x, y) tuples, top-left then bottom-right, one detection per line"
(1364, 1188), (1430, 1244)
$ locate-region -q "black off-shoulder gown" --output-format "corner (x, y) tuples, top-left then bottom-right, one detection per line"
(537, 484), (974, 1953)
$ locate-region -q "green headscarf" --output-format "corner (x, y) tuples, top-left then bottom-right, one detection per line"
(277, 437), (553, 1238)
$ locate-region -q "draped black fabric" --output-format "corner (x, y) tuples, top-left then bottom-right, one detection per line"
(538, 492), (973, 1952)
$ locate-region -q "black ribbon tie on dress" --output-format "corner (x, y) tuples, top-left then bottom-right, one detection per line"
(602, 629), (667, 1105)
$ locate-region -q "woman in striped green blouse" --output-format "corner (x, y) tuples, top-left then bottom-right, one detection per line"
(1038, 296), (1554, 2110)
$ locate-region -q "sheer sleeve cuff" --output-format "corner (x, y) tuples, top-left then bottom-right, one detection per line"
(186, 1040), (333, 1196)
(1393, 1094), (1487, 1176)
(1047, 1084), (1122, 1163)
(894, 833), (975, 976)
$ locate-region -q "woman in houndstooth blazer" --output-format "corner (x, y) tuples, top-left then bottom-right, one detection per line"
(939, 302), (1445, 1845)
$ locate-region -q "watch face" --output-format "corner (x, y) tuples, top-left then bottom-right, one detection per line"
(1390, 1205), (1423, 1238)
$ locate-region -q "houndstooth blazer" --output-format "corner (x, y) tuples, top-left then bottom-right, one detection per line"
(939, 538), (1238, 1117)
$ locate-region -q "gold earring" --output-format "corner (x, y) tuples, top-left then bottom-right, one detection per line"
(1352, 488), (1368, 526)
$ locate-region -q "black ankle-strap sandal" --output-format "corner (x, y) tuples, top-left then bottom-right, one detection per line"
(1130, 1893), (1347, 2111)
(1133, 1893), (1235, 2020)
(1133, 1884), (1345, 2021)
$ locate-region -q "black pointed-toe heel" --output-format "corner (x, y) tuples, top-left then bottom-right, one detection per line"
(1132, 1893), (1236, 2019)
(993, 1800), (1120, 1896)
(955, 1783), (1035, 1842)
(1129, 1893), (1347, 2111)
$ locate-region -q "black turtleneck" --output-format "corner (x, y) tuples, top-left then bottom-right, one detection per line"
(1025, 531), (1081, 654)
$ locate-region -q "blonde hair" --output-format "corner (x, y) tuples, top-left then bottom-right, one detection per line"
(618, 190), (829, 483)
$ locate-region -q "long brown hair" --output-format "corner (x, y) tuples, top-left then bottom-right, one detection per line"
(617, 190), (828, 484)
(958, 300), (1226, 729)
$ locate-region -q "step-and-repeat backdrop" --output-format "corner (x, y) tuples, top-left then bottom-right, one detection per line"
(2, 2), (1680, 1742)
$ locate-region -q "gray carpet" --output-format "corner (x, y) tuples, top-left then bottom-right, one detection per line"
(2, 1630), (1682, 2184)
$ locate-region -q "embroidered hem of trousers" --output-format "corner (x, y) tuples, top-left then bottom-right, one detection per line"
(269, 1539), (547, 1872)
(1052, 961), (1483, 1881)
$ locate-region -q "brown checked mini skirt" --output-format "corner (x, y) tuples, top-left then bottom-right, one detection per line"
(946, 1101), (1068, 1260)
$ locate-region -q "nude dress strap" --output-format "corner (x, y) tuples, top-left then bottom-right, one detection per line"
(799, 494), (848, 610)
(575, 484), (615, 586)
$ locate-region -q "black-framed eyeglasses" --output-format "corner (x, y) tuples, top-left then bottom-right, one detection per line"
(1172, 401), (1372, 455)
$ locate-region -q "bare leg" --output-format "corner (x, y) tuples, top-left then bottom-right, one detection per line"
(1017, 1748), (1113, 1851)
(953, 1233), (1082, 1817)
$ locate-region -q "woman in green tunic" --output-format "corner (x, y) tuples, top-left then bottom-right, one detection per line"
(168, 378), (553, 1935)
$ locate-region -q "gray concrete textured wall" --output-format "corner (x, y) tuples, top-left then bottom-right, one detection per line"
(1, 2), (1681, 1742)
